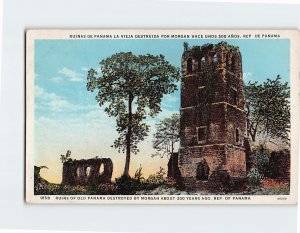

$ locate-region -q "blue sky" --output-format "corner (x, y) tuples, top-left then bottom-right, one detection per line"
(34, 38), (290, 183)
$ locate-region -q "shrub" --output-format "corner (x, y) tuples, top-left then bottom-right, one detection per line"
(253, 144), (270, 176)
(115, 175), (142, 195)
(133, 165), (145, 182)
(247, 168), (264, 187)
(60, 150), (72, 163)
(146, 167), (166, 186)
(115, 166), (175, 194)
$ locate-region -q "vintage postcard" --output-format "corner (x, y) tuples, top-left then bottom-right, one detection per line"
(26, 29), (300, 204)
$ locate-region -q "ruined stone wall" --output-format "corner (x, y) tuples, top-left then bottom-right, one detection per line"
(226, 104), (247, 146)
(225, 72), (245, 109)
(224, 145), (246, 178)
(62, 158), (113, 186)
(180, 107), (197, 147)
(179, 144), (246, 179)
(179, 144), (226, 178)
(180, 90), (246, 148)
(180, 87), (228, 147)
(207, 104), (227, 143)
(181, 74), (199, 108)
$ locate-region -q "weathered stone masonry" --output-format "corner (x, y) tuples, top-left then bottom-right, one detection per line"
(179, 42), (247, 182)
(62, 158), (113, 185)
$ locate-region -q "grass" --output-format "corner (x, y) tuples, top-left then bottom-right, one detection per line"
(34, 178), (289, 196)
(244, 179), (290, 195)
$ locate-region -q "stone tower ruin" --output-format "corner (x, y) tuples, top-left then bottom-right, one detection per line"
(179, 42), (247, 183)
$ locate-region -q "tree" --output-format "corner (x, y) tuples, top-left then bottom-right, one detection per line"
(253, 143), (270, 176)
(60, 150), (72, 163)
(152, 113), (180, 158)
(87, 52), (180, 177)
(244, 75), (290, 144)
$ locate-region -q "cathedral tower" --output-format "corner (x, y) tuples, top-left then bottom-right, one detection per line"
(179, 42), (247, 181)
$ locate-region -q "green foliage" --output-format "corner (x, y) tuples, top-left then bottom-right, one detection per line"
(152, 113), (180, 158)
(247, 168), (264, 187)
(87, 52), (180, 176)
(217, 41), (239, 50)
(114, 165), (146, 195)
(60, 150), (72, 163)
(146, 167), (166, 186)
(115, 175), (141, 195)
(253, 144), (271, 176)
(133, 165), (145, 182)
(248, 185), (290, 195)
(115, 166), (173, 195)
(244, 75), (290, 143)
(193, 45), (201, 51)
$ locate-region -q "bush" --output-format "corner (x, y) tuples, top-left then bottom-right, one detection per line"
(145, 167), (166, 187)
(115, 175), (143, 195)
(247, 168), (263, 187)
(115, 166), (175, 194)
(60, 150), (72, 163)
(253, 145), (270, 176)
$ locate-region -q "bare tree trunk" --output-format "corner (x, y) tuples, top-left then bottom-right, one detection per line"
(123, 93), (133, 177)
(250, 123), (258, 142)
(250, 133), (256, 142)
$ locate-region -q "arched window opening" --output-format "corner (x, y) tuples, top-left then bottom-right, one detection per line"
(197, 58), (202, 70)
(76, 168), (80, 177)
(231, 88), (238, 105)
(235, 128), (240, 143)
(196, 159), (210, 180)
(85, 167), (91, 177)
(187, 58), (193, 73)
(201, 56), (205, 63)
(99, 163), (105, 175)
(213, 54), (218, 62)
(197, 126), (207, 144)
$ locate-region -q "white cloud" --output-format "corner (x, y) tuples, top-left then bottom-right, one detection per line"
(85, 107), (115, 126)
(58, 67), (83, 82)
(51, 76), (62, 83)
(81, 67), (89, 72)
(35, 111), (117, 154)
(35, 85), (94, 112)
(86, 109), (104, 119)
(243, 72), (252, 82)
(35, 86), (77, 111)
